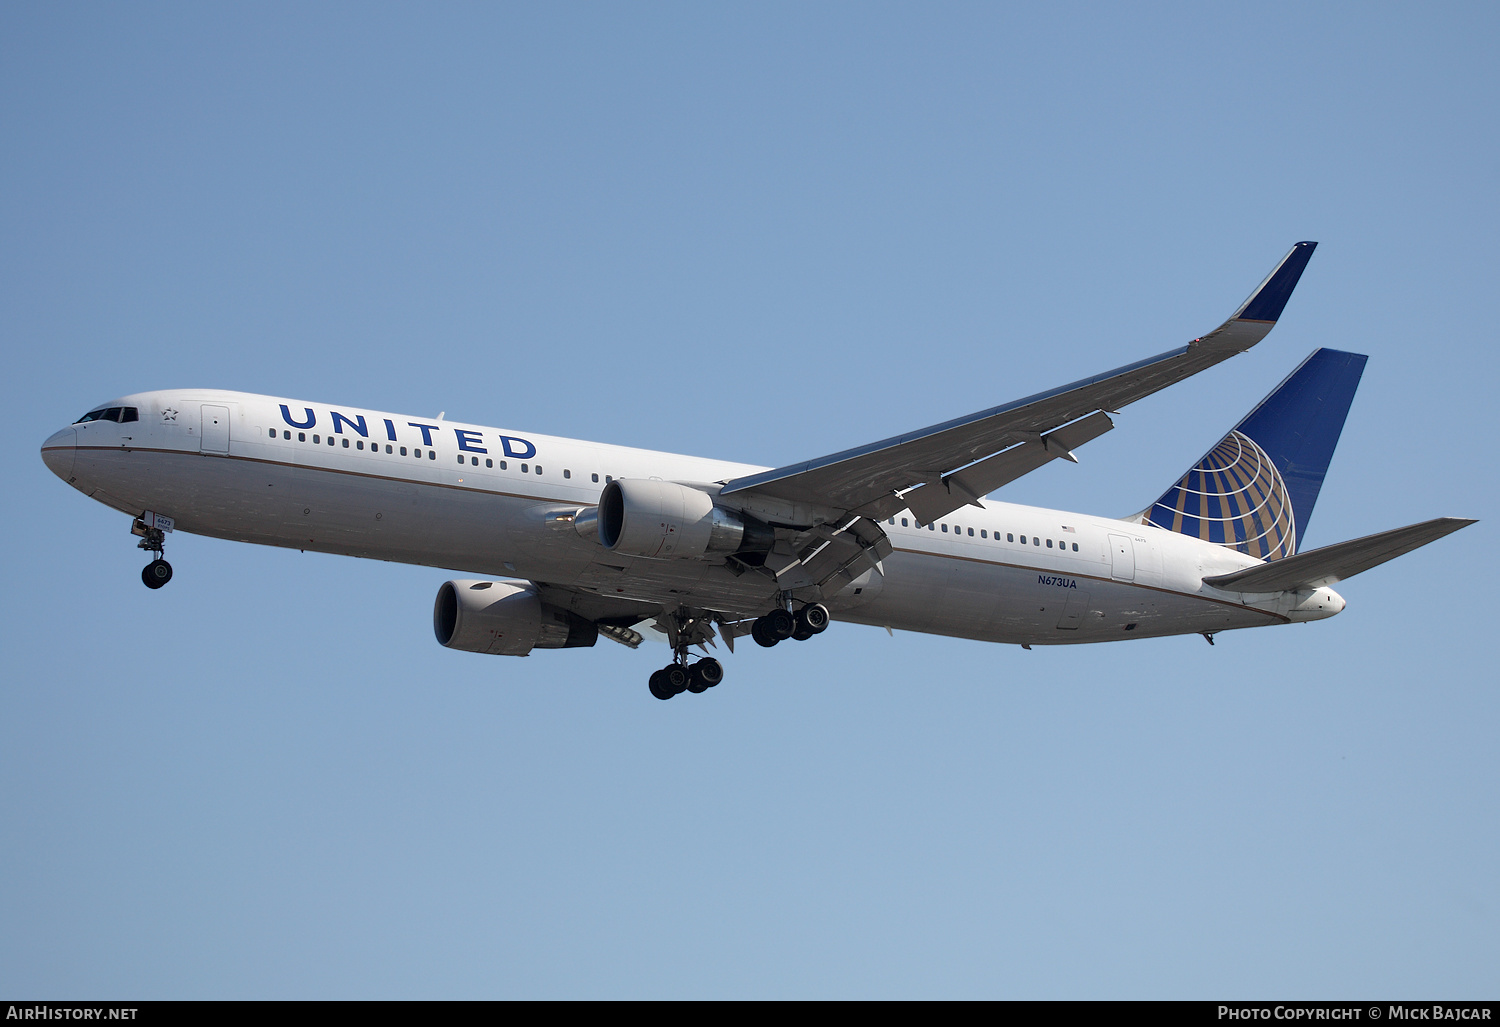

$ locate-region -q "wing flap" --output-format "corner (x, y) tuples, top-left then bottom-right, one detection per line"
(1202, 517), (1476, 593)
(904, 410), (1115, 525)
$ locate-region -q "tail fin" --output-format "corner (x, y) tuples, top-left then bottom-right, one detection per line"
(1142, 348), (1367, 559)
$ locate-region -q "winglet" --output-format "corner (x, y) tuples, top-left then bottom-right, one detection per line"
(1232, 241), (1317, 323)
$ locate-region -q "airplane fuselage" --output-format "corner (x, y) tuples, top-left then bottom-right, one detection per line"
(40, 389), (1345, 648)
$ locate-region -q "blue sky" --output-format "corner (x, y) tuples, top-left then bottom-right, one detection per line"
(3, 2), (1496, 998)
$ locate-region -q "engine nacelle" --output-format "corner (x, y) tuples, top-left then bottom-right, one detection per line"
(433, 580), (598, 656)
(595, 479), (771, 561)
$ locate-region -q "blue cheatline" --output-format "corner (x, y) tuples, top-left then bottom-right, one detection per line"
(1145, 347), (1367, 560)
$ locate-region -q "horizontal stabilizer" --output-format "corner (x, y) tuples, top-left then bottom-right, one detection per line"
(1202, 517), (1476, 593)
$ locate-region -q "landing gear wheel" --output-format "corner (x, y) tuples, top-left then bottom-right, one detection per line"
(792, 622), (815, 641)
(764, 608), (795, 640)
(142, 558), (173, 589)
(663, 664), (690, 695)
(799, 603), (830, 634)
(689, 658), (724, 692)
(649, 668), (675, 700)
(752, 619), (779, 648)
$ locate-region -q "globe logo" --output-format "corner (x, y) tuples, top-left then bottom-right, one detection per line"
(1146, 430), (1296, 560)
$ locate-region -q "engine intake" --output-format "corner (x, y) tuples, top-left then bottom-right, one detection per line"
(595, 479), (772, 561)
(434, 580), (598, 656)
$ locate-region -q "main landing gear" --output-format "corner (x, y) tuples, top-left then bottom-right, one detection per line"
(644, 601), (830, 701)
(131, 516), (173, 590)
(751, 602), (828, 647)
(648, 657), (724, 701)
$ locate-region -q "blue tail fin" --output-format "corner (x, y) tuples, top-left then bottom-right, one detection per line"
(1143, 348), (1367, 559)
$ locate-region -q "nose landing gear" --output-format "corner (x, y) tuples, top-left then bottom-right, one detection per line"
(131, 514), (173, 589)
(141, 558), (173, 589)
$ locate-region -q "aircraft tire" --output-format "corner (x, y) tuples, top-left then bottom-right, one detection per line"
(765, 608), (796, 640)
(142, 559), (173, 589)
(800, 603), (830, 634)
(664, 664), (690, 694)
(751, 619), (779, 648)
(649, 669), (675, 700)
(692, 658), (724, 689)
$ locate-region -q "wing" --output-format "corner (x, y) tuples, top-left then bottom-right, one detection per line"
(722, 242), (1319, 529)
(1202, 517), (1476, 593)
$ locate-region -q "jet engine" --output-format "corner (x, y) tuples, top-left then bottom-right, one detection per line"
(433, 579), (598, 656)
(592, 479), (772, 561)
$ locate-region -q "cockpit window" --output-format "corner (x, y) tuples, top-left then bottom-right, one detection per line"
(73, 407), (138, 424)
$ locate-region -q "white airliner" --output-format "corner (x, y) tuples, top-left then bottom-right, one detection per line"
(41, 243), (1473, 699)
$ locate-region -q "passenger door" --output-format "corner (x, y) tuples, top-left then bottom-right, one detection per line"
(201, 405), (230, 454)
(1108, 534), (1136, 582)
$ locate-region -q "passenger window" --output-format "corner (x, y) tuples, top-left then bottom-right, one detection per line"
(471, 457), (478, 465)
(1007, 533), (1014, 542)
(1020, 535), (1026, 544)
(929, 524), (935, 531)
(605, 475), (612, 483)
(386, 445), (393, 454)
(901, 518), (908, 527)
(1047, 539), (1053, 547)
(313, 435), (320, 444)
(980, 530), (987, 538)
(400, 447), (407, 456)
(521, 464), (528, 473)
(268, 428), (276, 438)
(1072, 542), (1079, 551)
(457, 455), (465, 465)
(592, 473), (599, 483)
(564, 469), (571, 479)
(500, 461), (507, 470)
(486, 459), (493, 468)
(284, 431), (291, 440)
(299, 432), (306, 442)
(968, 527), (974, 536)
(1034, 537), (1040, 546)
(428, 451), (435, 460)
(941, 524), (948, 532)
(357, 441), (364, 450)
(342, 438), (349, 448)
(888, 518), (895, 525)
(535, 465), (542, 474)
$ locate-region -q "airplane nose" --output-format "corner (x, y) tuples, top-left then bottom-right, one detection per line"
(41, 428), (77, 481)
